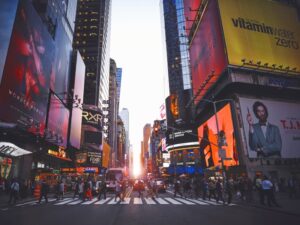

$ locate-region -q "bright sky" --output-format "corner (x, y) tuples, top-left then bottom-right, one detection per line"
(110, 0), (167, 155)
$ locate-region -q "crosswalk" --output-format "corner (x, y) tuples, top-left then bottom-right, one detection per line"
(15, 197), (236, 207)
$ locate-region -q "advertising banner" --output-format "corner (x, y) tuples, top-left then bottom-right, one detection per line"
(0, 0), (55, 133)
(165, 128), (199, 152)
(69, 51), (85, 149)
(82, 105), (102, 130)
(218, 0), (300, 74)
(189, 0), (227, 104)
(239, 97), (300, 158)
(198, 104), (239, 168)
(183, 0), (202, 35)
(46, 94), (69, 148)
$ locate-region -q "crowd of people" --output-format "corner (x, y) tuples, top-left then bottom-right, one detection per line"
(170, 174), (300, 207)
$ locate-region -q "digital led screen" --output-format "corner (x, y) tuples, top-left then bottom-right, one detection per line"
(198, 104), (239, 168)
(189, 0), (227, 104)
(0, 0), (55, 134)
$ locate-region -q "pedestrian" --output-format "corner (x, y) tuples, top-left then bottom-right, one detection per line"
(208, 179), (216, 201)
(8, 178), (19, 204)
(38, 180), (49, 203)
(115, 180), (122, 201)
(137, 180), (144, 198)
(151, 179), (158, 198)
(262, 176), (280, 207)
(73, 181), (80, 199)
(287, 176), (297, 199)
(57, 181), (64, 200)
(225, 178), (234, 205)
(174, 179), (183, 197)
(202, 178), (208, 200)
(254, 174), (264, 205)
(215, 179), (224, 204)
(98, 178), (107, 200)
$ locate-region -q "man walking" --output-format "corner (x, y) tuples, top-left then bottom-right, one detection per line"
(8, 179), (19, 204)
(38, 180), (49, 203)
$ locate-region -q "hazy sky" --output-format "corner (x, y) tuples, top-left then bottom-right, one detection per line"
(110, 0), (167, 153)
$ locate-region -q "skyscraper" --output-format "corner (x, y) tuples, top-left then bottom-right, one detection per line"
(73, 0), (112, 108)
(160, 0), (193, 127)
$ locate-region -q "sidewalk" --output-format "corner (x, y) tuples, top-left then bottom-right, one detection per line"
(235, 192), (300, 216)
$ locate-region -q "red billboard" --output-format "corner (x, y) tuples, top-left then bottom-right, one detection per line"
(198, 104), (239, 168)
(183, 0), (202, 35)
(0, 1), (55, 134)
(46, 93), (69, 148)
(189, 0), (227, 104)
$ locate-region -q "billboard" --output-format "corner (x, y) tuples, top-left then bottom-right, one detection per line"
(165, 128), (199, 152)
(218, 0), (300, 74)
(46, 93), (69, 148)
(189, 0), (227, 104)
(198, 104), (239, 168)
(239, 97), (300, 158)
(183, 0), (202, 35)
(0, 0), (19, 83)
(0, 0), (55, 134)
(82, 105), (102, 130)
(69, 51), (85, 149)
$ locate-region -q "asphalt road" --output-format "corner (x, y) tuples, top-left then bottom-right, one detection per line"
(0, 189), (299, 225)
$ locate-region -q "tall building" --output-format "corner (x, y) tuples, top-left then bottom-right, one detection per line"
(73, 0), (112, 109)
(184, 0), (300, 178)
(119, 108), (130, 169)
(141, 124), (151, 176)
(108, 59), (118, 167)
(160, 0), (193, 128)
(116, 68), (122, 110)
(0, 0), (80, 179)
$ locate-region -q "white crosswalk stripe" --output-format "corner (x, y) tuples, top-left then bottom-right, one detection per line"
(153, 198), (169, 205)
(164, 198), (182, 205)
(15, 196), (238, 207)
(81, 198), (99, 205)
(54, 198), (73, 205)
(144, 198), (156, 204)
(95, 198), (111, 205)
(120, 197), (131, 204)
(133, 198), (143, 204)
(175, 198), (195, 205)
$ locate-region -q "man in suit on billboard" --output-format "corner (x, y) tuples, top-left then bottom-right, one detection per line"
(246, 101), (282, 157)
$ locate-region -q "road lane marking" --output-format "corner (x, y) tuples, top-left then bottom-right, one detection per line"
(54, 198), (74, 205)
(144, 198), (156, 204)
(120, 197), (131, 204)
(81, 198), (99, 205)
(155, 198), (169, 204)
(185, 198), (209, 205)
(133, 198), (143, 204)
(164, 198), (182, 205)
(108, 198), (119, 204)
(68, 199), (83, 205)
(95, 198), (111, 205)
(175, 198), (195, 205)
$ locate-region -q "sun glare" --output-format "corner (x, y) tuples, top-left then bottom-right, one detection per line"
(133, 149), (141, 178)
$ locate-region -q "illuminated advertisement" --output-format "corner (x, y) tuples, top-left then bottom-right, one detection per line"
(165, 128), (199, 152)
(189, 0), (227, 104)
(0, 0), (19, 83)
(239, 97), (300, 158)
(102, 141), (110, 168)
(46, 93), (69, 148)
(198, 104), (239, 168)
(82, 105), (102, 130)
(75, 152), (87, 164)
(0, 1), (55, 134)
(69, 51), (85, 149)
(218, 0), (300, 74)
(183, 0), (202, 35)
(87, 152), (102, 166)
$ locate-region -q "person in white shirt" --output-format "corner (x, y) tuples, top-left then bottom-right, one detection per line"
(262, 176), (280, 207)
(8, 179), (19, 204)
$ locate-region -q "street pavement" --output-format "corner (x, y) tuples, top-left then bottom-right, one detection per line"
(0, 189), (299, 225)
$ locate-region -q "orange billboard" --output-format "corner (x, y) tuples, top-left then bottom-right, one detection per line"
(218, 0), (300, 74)
(198, 104), (239, 168)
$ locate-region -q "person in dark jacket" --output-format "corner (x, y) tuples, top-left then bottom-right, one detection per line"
(38, 180), (49, 203)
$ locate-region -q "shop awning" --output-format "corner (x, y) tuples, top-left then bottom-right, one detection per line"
(0, 142), (32, 157)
